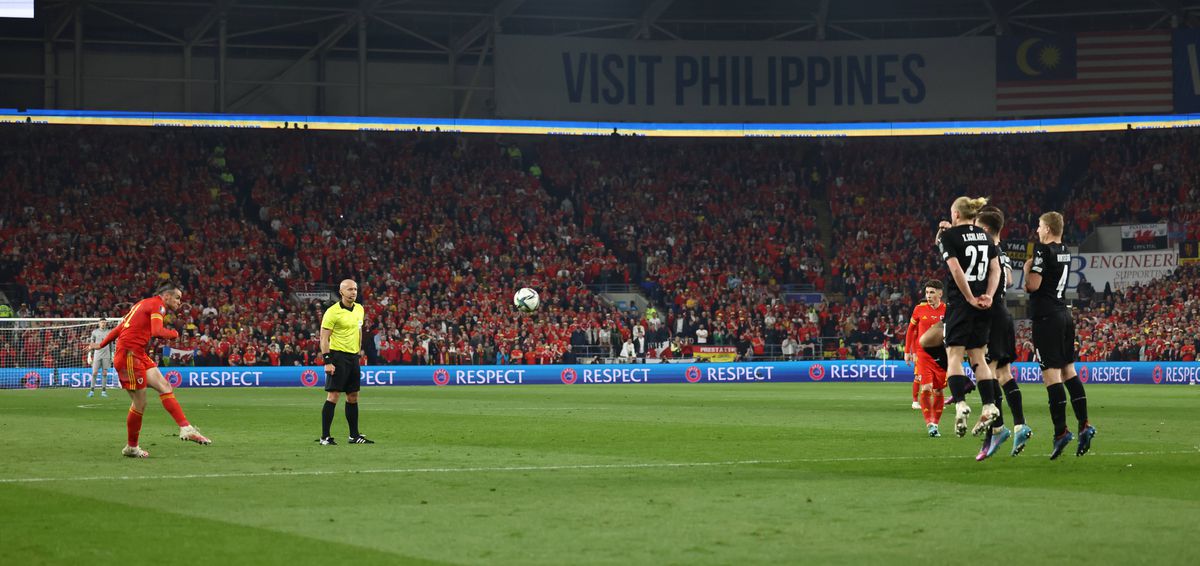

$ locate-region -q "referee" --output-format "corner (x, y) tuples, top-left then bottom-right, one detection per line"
(317, 279), (374, 445)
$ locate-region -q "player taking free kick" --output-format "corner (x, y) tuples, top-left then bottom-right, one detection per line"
(86, 283), (211, 458)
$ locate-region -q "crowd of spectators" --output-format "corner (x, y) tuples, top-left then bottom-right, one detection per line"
(536, 137), (831, 359)
(1, 125), (1199, 367)
(1063, 130), (1200, 242)
(1067, 264), (1200, 362)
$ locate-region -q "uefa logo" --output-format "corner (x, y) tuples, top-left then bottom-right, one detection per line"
(809, 364), (825, 381)
(1153, 365), (1164, 384)
(685, 366), (701, 383)
(300, 369), (319, 387)
(432, 368), (450, 386)
(23, 371), (40, 389)
(165, 370), (183, 388)
(560, 368), (577, 384)
(1078, 365), (1088, 384)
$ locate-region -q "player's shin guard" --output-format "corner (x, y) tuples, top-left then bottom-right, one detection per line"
(159, 392), (190, 427)
(947, 374), (968, 404)
(127, 407), (144, 446)
(1047, 383), (1068, 437)
(1002, 380), (1025, 426)
(345, 401), (360, 438)
(1063, 376), (1089, 429)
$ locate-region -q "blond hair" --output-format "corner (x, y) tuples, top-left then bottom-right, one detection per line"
(1040, 211), (1064, 237)
(952, 196), (989, 221)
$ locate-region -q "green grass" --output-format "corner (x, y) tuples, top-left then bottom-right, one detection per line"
(1, 384), (1198, 565)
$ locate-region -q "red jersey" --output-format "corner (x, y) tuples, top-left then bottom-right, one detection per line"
(99, 296), (178, 352)
(905, 301), (945, 360)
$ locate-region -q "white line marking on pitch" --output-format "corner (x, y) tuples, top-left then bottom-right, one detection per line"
(1, 450), (1196, 485)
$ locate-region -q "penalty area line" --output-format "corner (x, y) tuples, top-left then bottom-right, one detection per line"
(0, 449), (1196, 484)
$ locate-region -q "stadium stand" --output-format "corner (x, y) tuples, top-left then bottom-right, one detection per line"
(2, 125), (1198, 365)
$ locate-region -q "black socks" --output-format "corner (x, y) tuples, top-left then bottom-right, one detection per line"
(1002, 379), (1025, 426)
(1063, 376), (1089, 429)
(346, 401), (360, 438)
(1047, 383), (1068, 437)
(321, 400), (336, 438)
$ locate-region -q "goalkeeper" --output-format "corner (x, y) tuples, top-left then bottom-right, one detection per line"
(86, 319), (113, 398)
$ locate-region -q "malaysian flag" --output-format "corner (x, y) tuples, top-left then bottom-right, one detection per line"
(996, 31), (1172, 116)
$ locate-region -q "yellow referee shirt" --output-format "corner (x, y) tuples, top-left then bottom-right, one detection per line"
(321, 301), (364, 354)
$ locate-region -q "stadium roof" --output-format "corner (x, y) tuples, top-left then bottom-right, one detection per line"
(2, 0), (1197, 62)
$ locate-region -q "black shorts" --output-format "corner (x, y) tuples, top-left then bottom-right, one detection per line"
(324, 351), (362, 393)
(986, 307), (1016, 367)
(923, 344), (949, 371)
(1032, 309), (1076, 370)
(943, 301), (991, 350)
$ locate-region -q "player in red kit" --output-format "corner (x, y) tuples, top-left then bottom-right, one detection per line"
(905, 280), (948, 437)
(86, 284), (211, 458)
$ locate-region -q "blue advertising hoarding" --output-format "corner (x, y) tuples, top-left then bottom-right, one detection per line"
(5, 361), (1199, 389)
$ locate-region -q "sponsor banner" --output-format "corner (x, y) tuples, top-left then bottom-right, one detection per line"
(7, 362), (1199, 388)
(494, 35), (995, 122)
(1003, 240), (1033, 262)
(1007, 249), (1179, 295)
(692, 346), (737, 363)
(1120, 223), (1169, 251)
(1073, 249), (1178, 291)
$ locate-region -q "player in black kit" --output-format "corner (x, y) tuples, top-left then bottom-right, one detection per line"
(1024, 211), (1095, 459)
(936, 197), (1002, 442)
(971, 206), (1031, 460)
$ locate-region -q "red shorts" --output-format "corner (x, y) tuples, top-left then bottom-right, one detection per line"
(916, 357), (947, 390)
(115, 348), (156, 390)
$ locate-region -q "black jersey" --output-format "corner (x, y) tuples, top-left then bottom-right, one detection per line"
(937, 224), (1001, 304)
(1029, 241), (1072, 316)
(992, 249), (1010, 307)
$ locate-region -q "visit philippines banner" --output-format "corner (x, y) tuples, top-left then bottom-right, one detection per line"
(7, 361), (1200, 389)
(494, 35), (995, 122)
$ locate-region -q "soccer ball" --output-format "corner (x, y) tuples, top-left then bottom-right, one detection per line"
(513, 287), (540, 312)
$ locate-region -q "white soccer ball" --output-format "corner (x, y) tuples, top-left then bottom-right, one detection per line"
(513, 287), (540, 312)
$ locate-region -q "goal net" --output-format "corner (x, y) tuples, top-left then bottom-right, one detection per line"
(0, 318), (122, 390)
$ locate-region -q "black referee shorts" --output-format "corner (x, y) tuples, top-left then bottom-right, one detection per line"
(1033, 309), (1076, 370)
(324, 350), (362, 393)
(986, 306), (1016, 367)
(944, 301), (991, 350)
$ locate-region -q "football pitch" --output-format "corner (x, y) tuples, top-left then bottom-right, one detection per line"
(1, 383), (1197, 565)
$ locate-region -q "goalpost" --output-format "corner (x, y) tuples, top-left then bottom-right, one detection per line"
(0, 318), (123, 390)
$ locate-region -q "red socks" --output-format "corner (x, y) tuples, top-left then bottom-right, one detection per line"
(932, 391), (945, 423)
(159, 392), (190, 427)
(912, 378), (920, 402)
(919, 389), (932, 424)
(127, 407), (143, 446)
